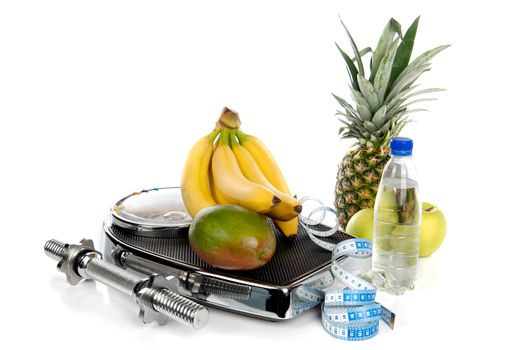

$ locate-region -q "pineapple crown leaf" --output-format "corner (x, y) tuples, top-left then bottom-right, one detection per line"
(349, 86), (371, 119)
(371, 18), (402, 82)
(386, 16), (420, 94)
(335, 42), (359, 91)
(338, 112), (361, 126)
(357, 74), (380, 111)
(353, 47), (373, 63)
(373, 37), (399, 102)
(333, 93), (360, 118)
(371, 105), (387, 127)
(334, 16), (448, 148)
(386, 45), (450, 101)
(339, 15), (365, 74)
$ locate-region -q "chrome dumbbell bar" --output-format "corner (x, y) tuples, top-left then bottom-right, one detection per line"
(44, 238), (208, 329)
(114, 249), (252, 300)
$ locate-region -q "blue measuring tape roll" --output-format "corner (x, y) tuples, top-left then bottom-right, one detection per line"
(298, 197), (395, 341)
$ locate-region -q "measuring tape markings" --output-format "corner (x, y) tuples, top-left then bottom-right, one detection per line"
(291, 270), (335, 317)
(297, 197), (395, 341)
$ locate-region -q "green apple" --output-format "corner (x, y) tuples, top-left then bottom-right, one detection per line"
(389, 202), (447, 258)
(390, 225), (419, 265)
(419, 202), (447, 257)
(345, 208), (374, 241)
(345, 207), (400, 235)
(345, 202), (447, 258)
(375, 209), (399, 235)
(374, 187), (400, 236)
(376, 186), (397, 211)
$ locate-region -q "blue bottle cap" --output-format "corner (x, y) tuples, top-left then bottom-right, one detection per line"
(390, 137), (413, 156)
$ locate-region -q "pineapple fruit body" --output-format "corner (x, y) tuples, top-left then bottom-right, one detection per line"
(335, 146), (389, 229)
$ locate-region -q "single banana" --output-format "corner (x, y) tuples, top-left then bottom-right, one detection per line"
(209, 163), (231, 205)
(236, 129), (291, 194)
(212, 129), (281, 213)
(273, 217), (299, 237)
(236, 129), (299, 237)
(230, 132), (301, 221)
(181, 129), (220, 218)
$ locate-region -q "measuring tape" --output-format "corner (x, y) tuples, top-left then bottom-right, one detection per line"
(298, 197), (395, 341)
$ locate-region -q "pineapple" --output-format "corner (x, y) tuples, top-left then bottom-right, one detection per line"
(333, 16), (448, 229)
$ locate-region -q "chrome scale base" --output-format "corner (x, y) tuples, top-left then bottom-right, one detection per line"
(101, 187), (350, 321)
(102, 218), (351, 321)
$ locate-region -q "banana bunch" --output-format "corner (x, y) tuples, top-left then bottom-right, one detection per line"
(181, 107), (301, 238)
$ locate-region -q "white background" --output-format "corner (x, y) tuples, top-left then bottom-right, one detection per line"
(1, 0), (523, 348)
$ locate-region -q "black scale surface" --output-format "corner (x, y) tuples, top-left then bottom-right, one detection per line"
(108, 220), (350, 286)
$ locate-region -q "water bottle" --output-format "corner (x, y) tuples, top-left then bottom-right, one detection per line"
(371, 137), (421, 295)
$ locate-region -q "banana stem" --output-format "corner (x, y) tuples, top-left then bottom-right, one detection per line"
(218, 128), (230, 146)
(229, 129), (239, 148)
(235, 129), (248, 144)
(216, 107), (241, 129)
(209, 129), (221, 144)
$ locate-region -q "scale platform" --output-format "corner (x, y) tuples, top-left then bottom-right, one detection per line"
(101, 187), (349, 320)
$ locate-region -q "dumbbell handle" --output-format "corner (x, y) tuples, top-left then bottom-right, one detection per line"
(45, 239), (208, 329)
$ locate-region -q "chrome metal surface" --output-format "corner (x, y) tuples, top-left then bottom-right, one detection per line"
(111, 187), (191, 237)
(45, 238), (96, 285)
(102, 187), (349, 321)
(77, 253), (142, 297)
(103, 227), (339, 321)
(137, 275), (208, 329)
(118, 251), (252, 300)
(45, 238), (208, 328)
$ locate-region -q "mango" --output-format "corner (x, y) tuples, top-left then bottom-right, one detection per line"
(188, 204), (276, 270)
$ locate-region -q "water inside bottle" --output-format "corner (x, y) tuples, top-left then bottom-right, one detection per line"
(372, 177), (421, 295)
